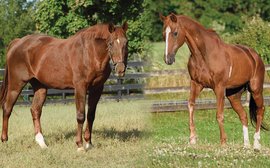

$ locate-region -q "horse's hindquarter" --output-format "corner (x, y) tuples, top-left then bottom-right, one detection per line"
(225, 44), (258, 88)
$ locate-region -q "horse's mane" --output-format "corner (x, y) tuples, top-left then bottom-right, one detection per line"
(180, 15), (219, 37)
(72, 23), (111, 40)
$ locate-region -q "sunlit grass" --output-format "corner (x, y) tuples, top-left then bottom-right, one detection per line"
(0, 100), (152, 168)
(149, 107), (270, 167)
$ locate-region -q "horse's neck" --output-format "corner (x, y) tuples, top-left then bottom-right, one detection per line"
(184, 24), (219, 65)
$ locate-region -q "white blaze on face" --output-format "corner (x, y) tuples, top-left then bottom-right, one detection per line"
(117, 39), (120, 44)
(165, 26), (171, 61)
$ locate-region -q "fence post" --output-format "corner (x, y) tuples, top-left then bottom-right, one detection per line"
(117, 78), (122, 101)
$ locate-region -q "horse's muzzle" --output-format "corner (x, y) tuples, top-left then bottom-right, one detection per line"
(115, 62), (126, 77)
(165, 54), (175, 65)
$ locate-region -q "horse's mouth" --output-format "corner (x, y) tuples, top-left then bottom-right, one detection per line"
(115, 62), (126, 77)
(165, 54), (175, 65)
(116, 72), (125, 77)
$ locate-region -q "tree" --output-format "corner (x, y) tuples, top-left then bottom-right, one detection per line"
(229, 16), (270, 64)
(142, 0), (270, 41)
(0, 0), (36, 67)
(35, 0), (148, 56)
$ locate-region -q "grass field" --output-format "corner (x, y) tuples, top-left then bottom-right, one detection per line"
(151, 107), (270, 167)
(0, 100), (152, 168)
(1, 42), (270, 167)
(1, 100), (270, 167)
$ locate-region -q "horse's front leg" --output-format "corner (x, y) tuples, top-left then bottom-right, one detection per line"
(74, 84), (87, 151)
(214, 85), (226, 145)
(188, 80), (203, 144)
(84, 85), (104, 150)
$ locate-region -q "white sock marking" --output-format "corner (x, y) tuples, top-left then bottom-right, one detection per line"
(35, 132), (47, 149)
(242, 126), (250, 147)
(253, 130), (261, 150)
(165, 26), (171, 62)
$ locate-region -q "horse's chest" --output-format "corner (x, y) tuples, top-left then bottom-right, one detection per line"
(189, 66), (213, 87)
(92, 69), (111, 86)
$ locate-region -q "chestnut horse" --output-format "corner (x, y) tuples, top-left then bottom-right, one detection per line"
(0, 22), (128, 151)
(160, 13), (267, 151)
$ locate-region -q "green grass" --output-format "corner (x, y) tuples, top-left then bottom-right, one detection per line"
(147, 42), (190, 71)
(0, 100), (152, 168)
(1, 97), (270, 167)
(149, 107), (270, 167)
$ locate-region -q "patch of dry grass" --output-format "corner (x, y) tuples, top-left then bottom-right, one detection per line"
(0, 100), (152, 168)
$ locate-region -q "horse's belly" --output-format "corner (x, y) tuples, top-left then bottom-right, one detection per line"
(36, 70), (74, 89)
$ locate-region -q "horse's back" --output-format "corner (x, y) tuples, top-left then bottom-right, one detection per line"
(6, 34), (74, 88)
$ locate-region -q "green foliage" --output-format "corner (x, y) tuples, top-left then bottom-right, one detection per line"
(228, 16), (270, 64)
(35, 0), (149, 56)
(144, 0), (270, 41)
(0, 0), (36, 67)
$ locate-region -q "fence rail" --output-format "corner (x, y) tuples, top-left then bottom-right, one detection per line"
(1, 63), (270, 112)
(149, 65), (270, 112)
(0, 61), (146, 104)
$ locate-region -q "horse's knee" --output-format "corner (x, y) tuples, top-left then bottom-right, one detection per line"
(216, 114), (224, 124)
(77, 112), (85, 123)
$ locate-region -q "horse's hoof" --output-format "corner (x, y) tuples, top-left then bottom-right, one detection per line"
(243, 143), (250, 149)
(85, 143), (93, 150)
(77, 147), (85, 152)
(189, 138), (196, 145)
(1, 136), (8, 142)
(254, 148), (260, 152)
(253, 141), (261, 152)
(40, 144), (48, 149)
(220, 142), (227, 148)
(253, 145), (261, 152)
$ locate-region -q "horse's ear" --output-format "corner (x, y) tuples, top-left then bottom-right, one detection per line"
(159, 13), (166, 22)
(122, 21), (128, 32)
(108, 23), (115, 33)
(170, 13), (177, 23)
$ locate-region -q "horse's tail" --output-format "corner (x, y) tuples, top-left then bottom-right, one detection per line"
(0, 66), (8, 106)
(249, 93), (269, 131)
(0, 39), (19, 107)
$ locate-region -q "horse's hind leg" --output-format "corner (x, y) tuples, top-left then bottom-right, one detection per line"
(188, 80), (203, 144)
(249, 77), (265, 151)
(1, 81), (26, 142)
(226, 87), (250, 148)
(30, 79), (47, 148)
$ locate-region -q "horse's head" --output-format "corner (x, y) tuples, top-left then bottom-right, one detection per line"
(160, 13), (185, 65)
(107, 22), (128, 77)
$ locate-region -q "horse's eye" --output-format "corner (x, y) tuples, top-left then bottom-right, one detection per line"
(173, 32), (178, 37)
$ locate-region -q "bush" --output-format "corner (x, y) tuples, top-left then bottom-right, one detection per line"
(35, 0), (149, 58)
(228, 16), (270, 64)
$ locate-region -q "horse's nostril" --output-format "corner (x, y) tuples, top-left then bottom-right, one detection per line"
(115, 63), (125, 74)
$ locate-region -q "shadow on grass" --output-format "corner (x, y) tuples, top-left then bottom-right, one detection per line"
(45, 127), (150, 143)
(94, 127), (146, 142)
